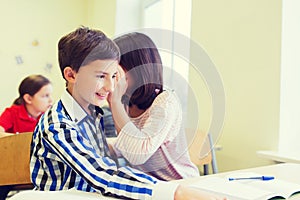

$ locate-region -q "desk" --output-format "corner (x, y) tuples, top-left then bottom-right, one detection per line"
(257, 150), (300, 164)
(9, 163), (300, 200)
(177, 163), (300, 200)
(179, 162), (300, 185)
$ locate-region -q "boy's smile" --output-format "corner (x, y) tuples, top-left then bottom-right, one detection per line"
(66, 59), (118, 114)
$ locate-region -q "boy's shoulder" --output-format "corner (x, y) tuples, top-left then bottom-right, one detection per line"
(35, 100), (76, 134)
(40, 98), (74, 124)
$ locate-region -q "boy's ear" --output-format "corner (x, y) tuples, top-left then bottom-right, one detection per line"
(23, 94), (32, 104)
(64, 67), (76, 83)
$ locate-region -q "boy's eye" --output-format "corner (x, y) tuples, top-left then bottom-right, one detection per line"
(96, 75), (105, 79)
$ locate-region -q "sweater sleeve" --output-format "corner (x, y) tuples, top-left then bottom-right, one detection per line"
(113, 91), (182, 165)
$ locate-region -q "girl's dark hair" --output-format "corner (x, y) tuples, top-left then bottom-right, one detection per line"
(58, 26), (120, 80)
(13, 75), (51, 105)
(114, 32), (163, 110)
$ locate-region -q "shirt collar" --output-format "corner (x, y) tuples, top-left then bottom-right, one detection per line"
(60, 89), (87, 123)
(60, 89), (104, 123)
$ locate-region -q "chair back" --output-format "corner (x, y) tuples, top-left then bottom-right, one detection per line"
(0, 132), (33, 186)
(187, 129), (212, 165)
(186, 129), (218, 175)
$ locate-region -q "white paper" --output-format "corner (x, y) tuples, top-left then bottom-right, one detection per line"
(190, 177), (274, 200)
(9, 189), (112, 200)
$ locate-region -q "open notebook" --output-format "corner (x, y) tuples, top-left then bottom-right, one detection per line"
(190, 173), (300, 200)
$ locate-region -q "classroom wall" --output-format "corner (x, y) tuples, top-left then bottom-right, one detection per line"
(190, 0), (282, 171)
(86, 0), (116, 37)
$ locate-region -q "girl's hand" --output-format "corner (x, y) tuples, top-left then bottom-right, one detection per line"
(116, 65), (125, 82)
(108, 77), (127, 106)
(108, 66), (127, 106)
(108, 66), (126, 106)
(108, 66), (131, 133)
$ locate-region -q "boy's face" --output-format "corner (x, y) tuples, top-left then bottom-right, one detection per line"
(70, 59), (118, 113)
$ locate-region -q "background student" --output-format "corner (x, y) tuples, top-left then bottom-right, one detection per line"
(0, 74), (53, 200)
(30, 26), (226, 200)
(109, 32), (199, 181)
(0, 74), (53, 134)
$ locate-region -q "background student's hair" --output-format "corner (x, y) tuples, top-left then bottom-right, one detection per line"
(13, 75), (51, 105)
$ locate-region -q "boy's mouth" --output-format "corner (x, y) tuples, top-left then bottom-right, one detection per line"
(96, 92), (107, 100)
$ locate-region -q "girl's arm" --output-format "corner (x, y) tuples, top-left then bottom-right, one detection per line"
(111, 91), (181, 165)
(109, 76), (130, 133)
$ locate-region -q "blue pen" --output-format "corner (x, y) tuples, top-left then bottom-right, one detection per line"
(228, 176), (275, 181)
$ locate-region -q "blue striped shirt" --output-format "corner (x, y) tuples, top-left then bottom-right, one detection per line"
(30, 90), (177, 199)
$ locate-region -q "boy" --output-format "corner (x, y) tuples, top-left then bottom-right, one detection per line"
(30, 27), (225, 200)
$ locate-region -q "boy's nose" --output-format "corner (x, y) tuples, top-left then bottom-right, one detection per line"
(49, 96), (53, 104)
(103, 79), (114, 92)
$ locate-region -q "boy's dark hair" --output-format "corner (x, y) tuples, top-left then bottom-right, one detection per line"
(58, 26), (120, 80)
(114, 32), (163, 110)
(14, 74), (51, 105)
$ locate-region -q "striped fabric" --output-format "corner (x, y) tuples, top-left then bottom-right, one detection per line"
(113, 90), (199, 181)
(101, 106), (117, 138)
(30, 90), (177, 199)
